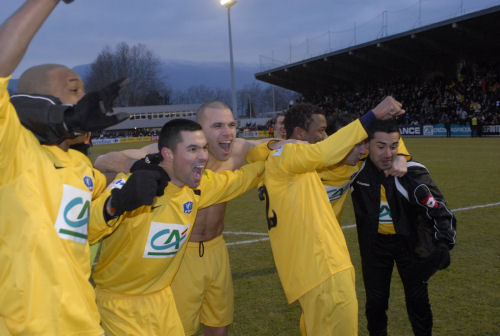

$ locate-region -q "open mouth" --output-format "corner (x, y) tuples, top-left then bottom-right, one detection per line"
(193, 166), (204, 181)
(219, 141), (232, 153)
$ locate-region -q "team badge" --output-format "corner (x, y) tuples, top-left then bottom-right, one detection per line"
(83, 176), (93, 192)
(107, 178), (126, 190)
(183, 201), (193, 214)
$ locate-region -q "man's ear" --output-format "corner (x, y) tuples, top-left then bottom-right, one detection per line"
(292, 126), (306, 141)
(161, 147), (173, 163)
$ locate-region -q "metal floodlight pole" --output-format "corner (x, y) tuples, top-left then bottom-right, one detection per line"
(221, 0), (238, 118)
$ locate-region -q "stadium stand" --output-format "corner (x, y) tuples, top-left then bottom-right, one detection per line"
(255, 5), (500, 136)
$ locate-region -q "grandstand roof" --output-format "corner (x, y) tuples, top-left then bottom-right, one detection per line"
(106, 103), (201, 130)
(255, 5), (500, 98)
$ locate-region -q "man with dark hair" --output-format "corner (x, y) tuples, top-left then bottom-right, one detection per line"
(351, 119), (457, 336)
(94, 100), (276, 336)
(91, 118), (265, 335)
(283, 102), (327, 142)
(255, 97), (405, 335)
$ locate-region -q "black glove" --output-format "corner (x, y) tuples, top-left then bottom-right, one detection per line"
(130, 153), (170, 196)
(62, 0), (75, 3)
(130, 153), (163, 171)
(109, 169), (169, 216)
(64, 78), (130, 133)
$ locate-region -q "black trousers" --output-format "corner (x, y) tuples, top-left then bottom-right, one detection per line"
(361, 234), (432, 336)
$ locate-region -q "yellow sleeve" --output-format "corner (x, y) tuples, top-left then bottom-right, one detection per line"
(0, 76), (39, 183)
(88, 173), (129, 244)
(246, 141), (275, 163)
(276, 119), (368, 174)
(397, 137), (411, 160)
(198, 161), (264, 208)
(92, 167), (108, 197)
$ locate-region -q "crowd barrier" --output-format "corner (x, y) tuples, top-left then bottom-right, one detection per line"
(93, 125), (499, 145)
(239, 130), (272, 138)
(92, 135), (157, 145)
(400, 124), (500, 137)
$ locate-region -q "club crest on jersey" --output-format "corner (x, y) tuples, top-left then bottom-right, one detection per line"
(183, 201), (193, 214)
(143, 222), (190, 258)
(420, 194), (438, 208)
(107, 178), (126, 190)
(83, 176), (93, 191)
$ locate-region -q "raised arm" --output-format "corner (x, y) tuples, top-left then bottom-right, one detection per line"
(94, 143), (158, 184)
(0, 0), (59, 77)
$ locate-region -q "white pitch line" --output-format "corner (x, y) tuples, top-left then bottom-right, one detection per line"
(227, 238), (270, 246)
(451, 201), (500, 212)
(225, 201), (500, 247)
(225, 231), (268, 236)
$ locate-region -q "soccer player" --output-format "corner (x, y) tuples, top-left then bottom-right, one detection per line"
(0, 1), (128, 334)
(91, 118), (265, 335)
(350, 119), (456, 336)
(94, 101), (278, 336)
(0, 1), (164, 334)
(256, 99), (404, 335)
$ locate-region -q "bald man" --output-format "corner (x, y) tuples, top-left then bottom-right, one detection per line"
(0, 1), (145, 334)
(94, 100), (279, 336)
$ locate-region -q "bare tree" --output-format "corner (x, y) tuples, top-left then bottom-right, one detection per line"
(85, 42), (169, 106)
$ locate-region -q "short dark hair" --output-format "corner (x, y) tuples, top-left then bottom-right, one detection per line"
(158, 119), (202, 151)
(284, 103), (324, 139)
(368, 119), (400, 139)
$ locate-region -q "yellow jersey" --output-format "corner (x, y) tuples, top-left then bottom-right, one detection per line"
(263, 119), (367, 303)
(92, 162), (264, 295)
(0, 76), (104, 335)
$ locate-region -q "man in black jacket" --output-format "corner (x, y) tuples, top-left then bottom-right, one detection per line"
(351, 119), (457, 336)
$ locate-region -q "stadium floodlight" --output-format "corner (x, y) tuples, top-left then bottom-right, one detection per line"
(220, 0), (238, 117)
(220, 0), (237, 8)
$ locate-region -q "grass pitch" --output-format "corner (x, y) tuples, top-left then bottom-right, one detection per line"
(90, 137), (500, 336)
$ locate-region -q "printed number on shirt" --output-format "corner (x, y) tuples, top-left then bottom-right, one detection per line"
(143, 222), (190, 258)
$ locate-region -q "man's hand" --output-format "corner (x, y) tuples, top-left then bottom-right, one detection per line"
(129, 153), (170, 196)
(108, 169), (169, 217)
(385, 155), (408, 177)
(372, 96), (405, 120)
(64, 78), (130, 133)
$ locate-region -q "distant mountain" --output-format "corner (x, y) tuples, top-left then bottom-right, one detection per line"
(72, 61), (265, 92)
(8, 61), (266, 94)
(160, 60), (264, 91)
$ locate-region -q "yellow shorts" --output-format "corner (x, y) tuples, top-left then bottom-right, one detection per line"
(171, 235), (233, 335)
(96, 286), (184, 336)
(298, 268), (358, 336)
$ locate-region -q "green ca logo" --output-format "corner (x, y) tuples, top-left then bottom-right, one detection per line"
(379, 205), (392, 223)
(147, 228), (187, 256)
(64, 197), (90, 228)
(327, 187), (344, 201)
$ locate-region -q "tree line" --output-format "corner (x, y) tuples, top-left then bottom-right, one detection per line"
(85, 42), (299, 117)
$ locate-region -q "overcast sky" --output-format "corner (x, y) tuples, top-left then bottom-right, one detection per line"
(3, 0), (500, 78)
